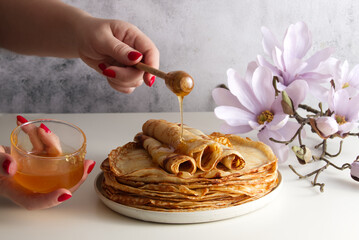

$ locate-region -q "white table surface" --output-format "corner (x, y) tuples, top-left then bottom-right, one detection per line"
(0, 112), (358, 240)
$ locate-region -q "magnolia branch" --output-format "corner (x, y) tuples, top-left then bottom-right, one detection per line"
(270, 90), (355, 192)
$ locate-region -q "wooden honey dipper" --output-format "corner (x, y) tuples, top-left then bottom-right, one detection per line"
(135, 62), (194, 96)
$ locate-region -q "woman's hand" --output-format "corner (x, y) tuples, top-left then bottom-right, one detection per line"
(0, 116), (95, 210)
(0, 0), (160, 94)
(76, 16), (160, 93)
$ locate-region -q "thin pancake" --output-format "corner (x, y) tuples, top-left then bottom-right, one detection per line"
(134, 132), (196, 174)
(183, 125), (245, 170)
(101, 122), (279, 212)
(142, 119), (223, 171)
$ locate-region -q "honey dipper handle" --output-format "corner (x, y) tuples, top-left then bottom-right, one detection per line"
(135, 62), (167, 79)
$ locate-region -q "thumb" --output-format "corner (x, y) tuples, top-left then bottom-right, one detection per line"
(105, 37), (143, 66)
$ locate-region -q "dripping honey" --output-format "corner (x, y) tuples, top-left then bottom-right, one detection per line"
(178, 96), (184, 141)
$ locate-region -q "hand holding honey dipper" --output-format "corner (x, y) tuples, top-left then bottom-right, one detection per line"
(0, 116), (95, 210)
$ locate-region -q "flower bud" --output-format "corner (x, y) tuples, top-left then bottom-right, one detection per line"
(350, 161), (359, 182)
(281, 91), (294, 115)
(309, 117), (338, 139)
(316, 117), (338, 137)
(292, 145), (312, 164)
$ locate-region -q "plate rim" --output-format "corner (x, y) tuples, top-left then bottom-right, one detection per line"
(94, 171), (282, 224)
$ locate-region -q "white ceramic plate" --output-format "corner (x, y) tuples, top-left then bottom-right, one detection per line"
(94, 171), (282, 224)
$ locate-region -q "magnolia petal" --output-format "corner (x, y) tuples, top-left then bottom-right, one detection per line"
(345, 94), (359, 121)
(338, 122), (357, 135)
(316, 57), (341, 79)
(258, 129), (289, 162)
(283, 22), (311, 72)
(292, 21), (312, 59)
(248, 120), (265, 131)
(284, 80), (309, 108)
(283, 71), (294, 83)
(220, 122), (253, 134)
(327, 87), (336, 111)
(301, 47), (334, 73)
(299, 72), (331, 84)
(251, 66), (275, 110)
(273, 47), (285, 71)
(286, 58), (306, 77)
(266, 114), (289, 131)
(273, 144), (289, 163)
(261, 26), (282, 56)
(308, 83), (329, 102)
(277, 121), (304, 141)
(245, 61), (259, 83)
(342, 86), (359, 98)
(332, 89), (350, 117)
(341, 60), (350, 81)
(214, 106), (255, 126)
(348, 64), (359, 89)
(275, 80), (287, 91)
(212, 88), (243, 108)
(271, 97), (285, 115)
(283, 24), (297, 69)
(257, 55), (281, 76)
(227, 68), (261, 114)
(316, 116), (339, 137)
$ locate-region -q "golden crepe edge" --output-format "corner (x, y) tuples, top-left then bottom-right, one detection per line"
(100, 120), (279, 212)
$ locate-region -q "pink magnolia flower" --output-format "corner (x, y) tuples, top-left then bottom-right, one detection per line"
(212, 64), (307, 162)
(258, 21), (333, 99)
(316, 88), (359, 137)
(319, 58), (359, 97)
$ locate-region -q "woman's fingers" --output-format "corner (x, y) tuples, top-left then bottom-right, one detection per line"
(78, 19), (160, 92)
(0, 152), (17, 176)
(80, 54), (145, 93)
(104, 36), (143, 66)
(4, 182), (73, 210)
(16, 115), (62, 156)
(37, 124), (62, 156)
(2, 115), (95, 210)
(69, 160), (95, 192)
(16, 115), (45, 153)
(0, 159), (96, 210)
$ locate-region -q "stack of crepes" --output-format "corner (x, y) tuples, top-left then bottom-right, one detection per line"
(100, 119), (279, 212)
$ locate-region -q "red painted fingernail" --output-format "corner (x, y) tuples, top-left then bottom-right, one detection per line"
(149, 76), (156, 87)
(87, 162), (96, 174)
(103, 69), (116, 78)
(98, 63), (106, 71)
(17, 115), (28, 124)
(58, 193), (72, 202)
(40, 123), (51, 133)
(127, 51), (142, 61)
(2, 159), (11, 174)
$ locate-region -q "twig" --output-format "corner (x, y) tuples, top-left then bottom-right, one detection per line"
(298, 104), (320, 114)
(321, 158), (351, 170)
(314, 140), (324, 149)
(289, 154), (351, 192)
(325, 141), (343, 158)
(269, 123), (306, 145)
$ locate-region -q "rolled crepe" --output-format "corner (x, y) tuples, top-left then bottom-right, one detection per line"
(135, 133), (197, 175)
(183, 125), (245, 171)
(142, 119), (222, 171)
(101, 130), (278, 212)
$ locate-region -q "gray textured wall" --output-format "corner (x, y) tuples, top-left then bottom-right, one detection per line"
(1, 0), (359, 113)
